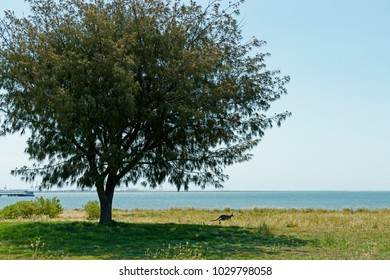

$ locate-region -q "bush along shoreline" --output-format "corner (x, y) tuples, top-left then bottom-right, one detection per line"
(0, 197), (63, 219)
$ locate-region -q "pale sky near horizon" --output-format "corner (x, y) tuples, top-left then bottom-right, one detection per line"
(1, 0), (389, 191)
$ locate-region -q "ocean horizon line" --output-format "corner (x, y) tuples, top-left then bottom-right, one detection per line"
(9, 189), (390, 193)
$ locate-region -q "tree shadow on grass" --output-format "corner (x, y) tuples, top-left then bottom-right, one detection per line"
(0, 221), (310, 259)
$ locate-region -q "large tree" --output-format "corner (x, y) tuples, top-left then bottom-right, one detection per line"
(0, 0), (290, 224)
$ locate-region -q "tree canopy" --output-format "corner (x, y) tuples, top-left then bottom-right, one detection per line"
(0, 0), (290, 224)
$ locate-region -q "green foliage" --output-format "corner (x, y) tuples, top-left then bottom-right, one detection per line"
(36, 197), (63, 218)
(0, 0), (290, 223)
(83, 201), (100, 220)
(0, 201), (41, 219)
(0, 196), (63, 219)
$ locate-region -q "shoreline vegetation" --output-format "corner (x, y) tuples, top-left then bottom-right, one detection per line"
(1, 207), (389, 260)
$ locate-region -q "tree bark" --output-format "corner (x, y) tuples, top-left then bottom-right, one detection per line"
(98, 189), (113, 224)
(97, 175), (117, 225)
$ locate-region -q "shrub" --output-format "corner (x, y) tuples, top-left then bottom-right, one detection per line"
(0, 200), (40, 219)
(36, 197), (63, 218)
(0, 197), (63, 219)
(342, 208), (353, 214)
(83, 201), (100, 220)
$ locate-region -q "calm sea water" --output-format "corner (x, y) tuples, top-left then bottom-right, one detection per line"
(1, 191), (390, 210)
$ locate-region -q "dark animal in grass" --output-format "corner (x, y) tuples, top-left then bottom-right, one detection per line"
(212, 214), (234, 224)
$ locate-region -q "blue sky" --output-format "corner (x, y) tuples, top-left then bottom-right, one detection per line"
(1, 0), (390, 191)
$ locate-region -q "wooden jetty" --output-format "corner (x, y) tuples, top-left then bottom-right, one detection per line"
(0, 190), (35, 197)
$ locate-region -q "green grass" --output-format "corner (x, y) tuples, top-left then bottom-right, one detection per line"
(0, 208), (389, 260)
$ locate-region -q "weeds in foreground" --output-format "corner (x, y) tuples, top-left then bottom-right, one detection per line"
(30, 238), (46, 260)
(257, 222), (272, 236)
(145, 242), (208, 260)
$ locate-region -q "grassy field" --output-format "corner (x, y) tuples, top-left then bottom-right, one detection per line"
(0, 207), (389, 260)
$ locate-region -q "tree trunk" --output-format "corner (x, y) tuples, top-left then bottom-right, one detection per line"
(98, 189), (113, 224)
(97, 176), (116, 225)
